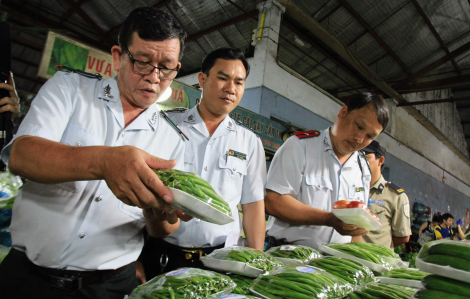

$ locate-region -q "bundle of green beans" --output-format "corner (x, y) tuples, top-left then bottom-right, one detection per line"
(350, 242), (399, 258)
(266, 245), (322, 263)
(127, 268), (234, 299)
(325, 243), (392, 269)
(207, 295), (261, 299)
(381, 268), (429, 281)
(344, 283), (415, 299)
(211, 246), (283, 272)
(228, 274), (254, 295)
(154, 169), (232, 217)
(308, 256), (376, 286)
(250, 266), (353, 299)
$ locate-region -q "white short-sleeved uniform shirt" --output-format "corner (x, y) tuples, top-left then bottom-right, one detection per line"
(165, 106), (266, 247)
(1, 72), (185, 270)
(266, 128), (371, 250)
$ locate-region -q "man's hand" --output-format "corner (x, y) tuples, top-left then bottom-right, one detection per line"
(0, 72), (20, 117)
(326, 213), (369, 237)
(99, 146), (176, 213)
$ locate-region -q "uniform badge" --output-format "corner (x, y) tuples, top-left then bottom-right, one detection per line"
(378, 184), (384, 191)
(103, 84), (113, 98)
(403, 203), (410, 218)
(356, 187), (365, 192)
(187, 115), (194, 122)
(228, 122), (233, 127)
(228, 149), (246, 160)
(151, 112), (157, 125)
(369, 199), (386, 206)
(324, 137), (329, 146)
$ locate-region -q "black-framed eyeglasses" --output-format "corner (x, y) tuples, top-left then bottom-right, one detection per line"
(123, 47), (179, 80)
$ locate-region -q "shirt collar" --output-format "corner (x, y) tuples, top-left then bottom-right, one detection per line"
(371, 175), (387, 193)
(97, 77), (119, 103)
(184, 105), (235, 138)
(323, 128), (333, 152)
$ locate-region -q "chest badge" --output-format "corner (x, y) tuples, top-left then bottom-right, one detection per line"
(103, 84), (113, 99)
(228, 149), (246, 160)
(187, 115), (194, 122)
(403, 203), (410, 218)
(151, 112), (157, 125)
(324, 137), (329, 147)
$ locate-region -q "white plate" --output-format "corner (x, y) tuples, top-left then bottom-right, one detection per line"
(169, 188), (234, 225)
(318, 244), (390, 273)
(378, 277), (424, 289)
(331, 208), (382, 231)
(200, 257), (264, 277)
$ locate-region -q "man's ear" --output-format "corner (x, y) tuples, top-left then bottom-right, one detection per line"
(378, 156), (385, 167)
(197, 72), (206, 88)
(338, 105), (348, 119)
(111, 45), (123, 72)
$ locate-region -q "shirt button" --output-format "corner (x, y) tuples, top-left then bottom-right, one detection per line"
(196, 219), (200, 224)
(233, 167), (236, 171)
(75, 142), (81, 147)
(79, 232), (86, 239)
(208, 141), (212, 145)
(95, 195), (103, 202)
(204, 166), (208, 171)
(121, 132), (126, 137)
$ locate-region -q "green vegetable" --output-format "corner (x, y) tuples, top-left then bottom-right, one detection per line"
(422, 255), (470, 271)
(414, 290), (467, 299)
(224, 247), (282, 272)
(428, 243), (470, 262)
(422, 275), (470, 297)
(267, 245), (322, 263)
(381, 268), (429, 281)
(308, 256), (375, 285)
(350, 242), (399, 258)
(325, 243), (392, 269)
(154, 169), (232, 217)
(400, 252), (417, 268)
(229, 274), (253, 295)
(345, 283), (415, 299)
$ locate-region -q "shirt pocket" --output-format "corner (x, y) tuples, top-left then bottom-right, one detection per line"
(217, 155), (247, 201)
(183, 145), (195, 173)
(304, 175), (332, 210)
(348, 186), (366, 202)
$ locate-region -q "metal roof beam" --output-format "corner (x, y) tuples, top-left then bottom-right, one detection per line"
(59, 0), (90, 23)
(12, 36), (42, 51)
(338, 0), (412, 75)
(411, 0), (461, 74)
(397, 96), (470, 107)
(63, 0), (115, 47)
(0, 0), (109, 52)
(393, 40), (470, 90)
(398, 74), (470, 93)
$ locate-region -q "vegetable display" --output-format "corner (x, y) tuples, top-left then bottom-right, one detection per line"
(266, 245), (322, 264)
(154, 169), (232, 217)
(381, 268), (429, 281)
(228, 274), (253, 295)
(323, 243), (393, 269)
(308, 256), (376, 286)
(344, 283), (415, 299)
(421, 275), (470, 297)
(126, 268), (234, 299)
(413, 290), (467, 299)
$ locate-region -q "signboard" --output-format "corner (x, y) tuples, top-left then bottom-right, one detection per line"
(156, 81), (190, 111)
(38, 31), (116, 79)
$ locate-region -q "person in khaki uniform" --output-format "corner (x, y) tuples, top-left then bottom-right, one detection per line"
(362, 140), (411, 249)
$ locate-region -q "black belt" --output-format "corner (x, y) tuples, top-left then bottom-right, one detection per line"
(9, 249), (133, 291)
(158, 238), (224, 263)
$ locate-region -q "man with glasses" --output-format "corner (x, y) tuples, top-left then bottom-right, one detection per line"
(0, 8), (188, 299)
(138, 48), (266, 280)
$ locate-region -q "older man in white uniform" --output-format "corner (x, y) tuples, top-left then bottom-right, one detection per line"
(139, 48), (266, 279)
(266, 93), (389, 250)
(0, 8), (189, 299)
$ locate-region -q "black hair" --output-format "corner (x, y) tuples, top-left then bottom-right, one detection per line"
(442, 213), (454, 221)
(432, 214), (442, 223)
(118, 7), (187, 60)
(346, 93), (389, 131)
(201, 48), (250, 78)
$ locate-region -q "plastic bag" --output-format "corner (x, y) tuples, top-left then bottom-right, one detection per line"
(309, 256), (376, 286)
(125, 268), (235, 299)
(207, 295), (261, 299)
(249, 265), (353, 299)
(416, 239), (470, 283)
(266, 244), (322, 265)
(412, 201), (427, 214)
(414, 214), (428, 226)
(0, 245), (11, 264)
(228, 274), (254, 295)
(201, 246), (283, 277)
(331, 208), (382, 231)
(345, 283), (416, 298)
(0, 170), (22, 210)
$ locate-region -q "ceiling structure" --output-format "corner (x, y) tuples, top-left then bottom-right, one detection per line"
(2, 0), (470, 153)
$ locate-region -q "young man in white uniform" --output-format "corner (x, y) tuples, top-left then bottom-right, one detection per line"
(265, 93), (389, 250)
(139, 48), (266, 279)
(0, 8), (190, 299)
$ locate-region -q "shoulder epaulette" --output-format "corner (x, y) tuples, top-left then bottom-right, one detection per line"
(233, 118), (261, 139)
(293, 130), (320, 139)
(56, 65), (102, 80)
(387, 181), (405, 194)
(160, 111), (189, 141)
(165, 107), (188, 113)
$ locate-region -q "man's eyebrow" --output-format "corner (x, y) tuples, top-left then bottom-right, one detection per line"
(217, 71), (246, 81)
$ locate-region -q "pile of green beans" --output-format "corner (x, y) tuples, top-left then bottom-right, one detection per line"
(326, 243), (391, 269)
(350, 242), (399, 258)
(381, 268), (429, 281)
(267, 245), (322, 263)
(129, 268), (233, 299)
(155, 169), (232, 217)
(345, 283), (415, 299)
(224, 247), (283, 272)
(250, 266), (353, 299)
(229, 274), (254, 295)
(309, 256), (376, 285)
